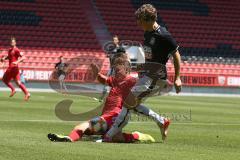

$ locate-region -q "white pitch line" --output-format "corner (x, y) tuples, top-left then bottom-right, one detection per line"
(0, 87), (239, 97)
(0, 120), (240, 126)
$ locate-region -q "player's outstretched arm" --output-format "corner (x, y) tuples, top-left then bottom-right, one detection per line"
(90, 63), (108, 85)
(172, 50), (182, 93)
(0, 55), (8, 62)
(0, 54), (8, 67)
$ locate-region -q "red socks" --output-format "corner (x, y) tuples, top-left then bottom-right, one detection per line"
(19, 83), (28, 95)
(122, 133), (139, 143)
(5, 82), (15, 93)
(68, 130), (83, 142)
(4, 81), (29, 96)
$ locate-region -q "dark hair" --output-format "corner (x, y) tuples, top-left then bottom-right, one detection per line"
(135, 4), (157, 22)
(113, 35), (119, 39)
(116, 47), (126, 53)
(10, 37), (16, 41)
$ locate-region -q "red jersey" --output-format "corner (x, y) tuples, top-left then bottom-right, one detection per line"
(102, 75), (136, 116)
(8, 47), (21, 68)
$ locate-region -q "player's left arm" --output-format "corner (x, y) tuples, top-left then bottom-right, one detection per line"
(164, 32), (182, 93)
(172, 50), (182, 93)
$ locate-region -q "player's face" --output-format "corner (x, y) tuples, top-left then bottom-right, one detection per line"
(137, 20), (154, 31)
(10, 39), (16, 47)
(113, 37), (119, 46)
(113, 64), (127, 79)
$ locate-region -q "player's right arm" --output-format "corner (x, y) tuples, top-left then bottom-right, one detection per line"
(0, 55), (8, 62)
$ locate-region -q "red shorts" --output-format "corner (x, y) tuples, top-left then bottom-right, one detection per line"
(101, 112), (119, 128)
(3, 67), (20, 83)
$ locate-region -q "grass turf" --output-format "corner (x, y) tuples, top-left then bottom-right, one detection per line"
(0, 91), (239, 160)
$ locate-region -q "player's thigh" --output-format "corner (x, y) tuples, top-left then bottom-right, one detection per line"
(10, 67), (20, 81)
(2, 68), (13, 83)
(14, 73), (21, 85)
(115, 112), (131, 129)
(124, 75), (153, 109)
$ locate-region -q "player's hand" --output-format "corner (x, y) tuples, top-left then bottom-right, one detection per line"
(0, 56), (4, 62)
(90, 63), (100, 78)
(0, 62), (3, 68)
(12, 61), (18, 65)
(174, 77), (182, 94)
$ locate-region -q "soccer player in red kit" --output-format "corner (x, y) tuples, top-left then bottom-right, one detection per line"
(47, 53), (155, 143)
(0, 37), (30, 101)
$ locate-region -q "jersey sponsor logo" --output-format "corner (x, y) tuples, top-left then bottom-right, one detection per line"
(218, 76), (226, 85)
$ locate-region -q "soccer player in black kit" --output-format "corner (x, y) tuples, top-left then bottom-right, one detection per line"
(104, 4), (182, 142)
(55, 56), (68, 93)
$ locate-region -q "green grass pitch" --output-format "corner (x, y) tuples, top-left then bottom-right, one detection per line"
(0, 91), (239, 160)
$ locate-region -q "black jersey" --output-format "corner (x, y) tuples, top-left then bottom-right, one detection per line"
(55, 62), (68, 76)
(141, 26), (179, 79)
(109, 45), (126, 65)
(144, 26), (178, 65)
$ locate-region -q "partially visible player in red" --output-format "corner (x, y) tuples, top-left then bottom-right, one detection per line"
(0, 37), (30, 101)
(47, 53), (155, 143)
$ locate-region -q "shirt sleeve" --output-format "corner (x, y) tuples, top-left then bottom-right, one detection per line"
(167, 37), (179, 55)
(126, 77), (137, 88)
(161, 35), (177, 55)
(161, 27), (179, 55)
(15, 48), (21, 58)
(106, 77), (114, 87)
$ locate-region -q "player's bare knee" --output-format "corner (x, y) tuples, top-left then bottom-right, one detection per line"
(124, 94), (138, 109)
(124, 98), (140, 109)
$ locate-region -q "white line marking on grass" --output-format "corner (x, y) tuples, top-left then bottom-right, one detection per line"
(0, 120), (240, 126)
(0, 88), (56, 93)
(0, 88), (239, 97)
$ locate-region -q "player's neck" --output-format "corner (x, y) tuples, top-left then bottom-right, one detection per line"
(144, 22), (160, 31)
(153, 22), (160, 30)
